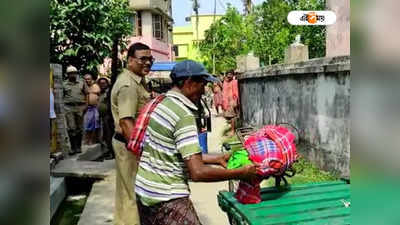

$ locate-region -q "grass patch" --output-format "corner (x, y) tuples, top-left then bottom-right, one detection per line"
(260, 156), (339, 188)
(51, 196), (87, 225)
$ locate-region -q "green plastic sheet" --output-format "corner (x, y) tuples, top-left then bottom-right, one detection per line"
(227, 149), (252, 169)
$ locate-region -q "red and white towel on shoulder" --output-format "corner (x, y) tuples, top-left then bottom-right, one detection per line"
(127, 94), (166, 159)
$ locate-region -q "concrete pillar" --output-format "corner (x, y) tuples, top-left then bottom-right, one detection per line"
(284, 35), (309, 64)
(236, 53), (260, 73)
(51, 63), (71, 157)
(50, 177), (66, 219)
(284, 44), (309, 64)
(326, 0), (350, 57)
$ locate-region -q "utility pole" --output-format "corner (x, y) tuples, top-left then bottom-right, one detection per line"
(243, 0), (252, 15)
(192, 0), (199, 42)
(212, 0), (216, 74)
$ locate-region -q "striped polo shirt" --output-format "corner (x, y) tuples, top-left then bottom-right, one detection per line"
(135, 90), (202, 206)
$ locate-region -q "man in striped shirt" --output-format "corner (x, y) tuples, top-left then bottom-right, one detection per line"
(135, 60), (259, 225)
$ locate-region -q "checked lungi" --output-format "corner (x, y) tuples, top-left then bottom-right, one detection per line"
(137, 197), (202, 225)
(83, 105), (100, 131)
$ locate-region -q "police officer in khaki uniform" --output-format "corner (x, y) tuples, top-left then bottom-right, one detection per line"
(63, 65), (87, 154)
(111, 43), (152, 225)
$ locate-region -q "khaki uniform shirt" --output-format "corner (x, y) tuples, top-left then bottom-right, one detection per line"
(63, 79), (87, 104)
(111, 69), (150, 134)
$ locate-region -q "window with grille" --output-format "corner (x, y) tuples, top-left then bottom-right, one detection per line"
(152, 14), (163, 40)
(173, 45), (179, 56)
(136, 11), (142, 36)
(129, 14), (136, 36)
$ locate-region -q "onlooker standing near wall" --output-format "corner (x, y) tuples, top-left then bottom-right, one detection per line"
(83, 73), (101, 145)
(203, 84), (213, 111)
(222, 70), (239, 136)
(63, 65), (87, 154)
(212, 81), (223, 115)
(110, 42), (152, 225)
(97, 77), (114, 159)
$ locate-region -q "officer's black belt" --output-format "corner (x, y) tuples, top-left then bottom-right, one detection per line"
(65, 102), (85, 106)
(114, 133), (127, 144)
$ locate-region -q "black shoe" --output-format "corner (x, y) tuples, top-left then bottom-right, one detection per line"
(103, 153), (114, 160)
(68, 150), (76, 155)
(76, 134), (83, 151)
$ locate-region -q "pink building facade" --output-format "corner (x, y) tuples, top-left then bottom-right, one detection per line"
(128, 36), (174, 61)
(129, 0), (174, 61)
(98, 36), (174, 76)
(98, 0), (174, 75)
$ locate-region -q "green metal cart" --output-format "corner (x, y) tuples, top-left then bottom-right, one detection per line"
(218, 181), (351, 225)
(219, 127), (350, 224)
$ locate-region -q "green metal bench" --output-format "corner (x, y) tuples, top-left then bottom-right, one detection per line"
(218, 181), (351, 225)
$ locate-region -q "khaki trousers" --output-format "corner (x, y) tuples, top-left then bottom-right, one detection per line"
(64, 105), (85, 136)
(113, 138), (140, 225)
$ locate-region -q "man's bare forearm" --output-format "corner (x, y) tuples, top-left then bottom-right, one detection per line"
(191, 164), (246, 182)
(187, 153), (250, 182)
(202, 153), (229, 164)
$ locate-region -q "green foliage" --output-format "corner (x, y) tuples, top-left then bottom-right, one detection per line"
(198, 0), (326, 69)
(250, 0), (290, 64)
(51, 197), (87, 225)
(251, 0), (326, 64)
(198, 6), (251, 74)
(50, 0), (133, 75)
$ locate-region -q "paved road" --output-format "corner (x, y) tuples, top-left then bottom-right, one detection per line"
(189, 115), (231, 225)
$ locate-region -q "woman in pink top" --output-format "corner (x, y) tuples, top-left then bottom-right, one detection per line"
(222, 71), (239, 136)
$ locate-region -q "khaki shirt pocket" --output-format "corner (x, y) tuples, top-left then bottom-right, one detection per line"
(138, 90), (150, 110)
(117, 85), (139, 120)
(63, 86), (72, 98)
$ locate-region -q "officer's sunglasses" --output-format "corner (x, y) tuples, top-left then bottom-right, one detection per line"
(134, 56), (155, 64)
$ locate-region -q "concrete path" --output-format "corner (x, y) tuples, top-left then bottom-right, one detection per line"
(189, 114), (231, 225)
(51, 158), (115, 179)
(78, 171), (115, 225)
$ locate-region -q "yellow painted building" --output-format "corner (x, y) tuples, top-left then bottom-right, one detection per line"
(173, 14), (222, 61)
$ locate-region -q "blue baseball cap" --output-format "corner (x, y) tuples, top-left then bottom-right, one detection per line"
(170, 60), (219, 83)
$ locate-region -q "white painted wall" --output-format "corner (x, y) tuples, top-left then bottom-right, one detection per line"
(141, 11), (153, 38)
